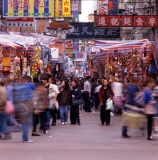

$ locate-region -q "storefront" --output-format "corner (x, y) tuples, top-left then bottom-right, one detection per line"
(0, 33), (58, 80)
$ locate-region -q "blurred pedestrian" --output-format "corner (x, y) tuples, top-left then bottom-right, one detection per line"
(94, 80), (102, 109)
(83, 76), (92, 112)
(122, 78), (139, 138)
(111, 78), (123, 113)
(48, 77), (59, 126)
(14, 78), (34, 143)
(144, 79), (156, 141)
(0, 82), (12, 140)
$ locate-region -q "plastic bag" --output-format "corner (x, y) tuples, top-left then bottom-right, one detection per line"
(5, 101), (15, 114)
(106, 99), (114, 110)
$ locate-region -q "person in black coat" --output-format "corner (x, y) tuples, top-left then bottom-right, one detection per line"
(70, 79), (82, 125)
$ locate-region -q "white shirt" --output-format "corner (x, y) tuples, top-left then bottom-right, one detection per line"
(84, 81), (91, 93)
(111, 82), (123, 97)
(94, 85), (102, 93)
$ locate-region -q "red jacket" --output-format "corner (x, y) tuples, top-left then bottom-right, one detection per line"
(99, 87), (114, 105)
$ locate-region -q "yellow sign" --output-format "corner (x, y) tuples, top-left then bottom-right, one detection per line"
(62, 0), (71, 17)
(3, 0), (55, 17)
(55, 0), (60, 17)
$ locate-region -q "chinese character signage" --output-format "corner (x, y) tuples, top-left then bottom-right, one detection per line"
(6, 18), (35, 28)
(71, 0), (79, 14)
(97, 0), (119, 15)
(55, 0), (60, 17)
(134, 16), (145, 27)
(96, 15), (158, 27)
(109, 16), (120, 26)
(97, 5), (108, 15)
(147, 16), (158, 27)
(67, 23), (120, 39)
(62, 0), (71, 17)
(122, 16), (133, 27)
(65, 40), (73, 48)
(3, 0), (55, 17)
(97, 16), (109, 27)
(108, 0), (118, 15)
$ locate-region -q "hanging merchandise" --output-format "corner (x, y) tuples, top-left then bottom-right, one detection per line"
(31, 46), (42, 77)
(22, 57), (27, 76)
(14, 56), (21, 77)
(93, 39), (154, 85)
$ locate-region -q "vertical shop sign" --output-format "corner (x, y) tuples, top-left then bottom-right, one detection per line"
(55, 0), (60, 17)
(3, 0), (55, 17)
(62, 0), (71, 17)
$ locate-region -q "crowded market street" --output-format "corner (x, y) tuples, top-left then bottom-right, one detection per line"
(0, 110), (158, 160)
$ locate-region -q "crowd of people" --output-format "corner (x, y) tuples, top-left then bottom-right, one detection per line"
(0, 74), (158, 143)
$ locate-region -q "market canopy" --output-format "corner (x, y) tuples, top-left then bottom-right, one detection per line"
(0, 33), (57, 49)
(94, 39), (153, 73)
(94, 39), (151, 51)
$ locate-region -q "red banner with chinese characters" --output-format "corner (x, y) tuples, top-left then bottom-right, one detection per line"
(147, 16), (158, 27)
(134, 16), (145, 27)
(62, 0), (71, 17)
(96, 15), (158, 27)
(109, 16), (120, 27)
(122, 16), (133, 27)
(97, 16), (109, 27)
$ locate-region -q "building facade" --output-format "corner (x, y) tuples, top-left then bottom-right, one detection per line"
(120, 0), (158, 40)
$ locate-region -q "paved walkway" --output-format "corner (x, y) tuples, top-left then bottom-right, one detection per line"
(0, 110), (158, 160)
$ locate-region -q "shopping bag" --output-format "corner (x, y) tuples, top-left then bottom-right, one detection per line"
(5, 101), (15, 114)
(106, 99), (114, 110)
(145, 103), (156, 115)
(72, 98), (84, 106)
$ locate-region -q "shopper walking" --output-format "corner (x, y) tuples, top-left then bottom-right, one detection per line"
(0, 82), (12, 140)
(99, 78), (114, 126)
(122, 78), (139, 138)
(83, 76), (92, 112)
(57, 79), (70, 125)
(13, 78), (34, 143)
(144, 79), (156, 141)
(70, 79), (82, 125)
(49, 78), (59, 126)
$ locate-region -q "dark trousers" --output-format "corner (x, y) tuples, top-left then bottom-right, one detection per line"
(122, 126), (128, 136)
(83, 92), (91, 112)
(94, 93), (99, 108)
(40, 111), (47, 131)
(0, 113), (10, 135)
(147, 115), (153, 138)
(32, 114), (40, 133)
(100, 106), (111, 125)
(50, 108), (57, 124)
(70, 105), (80, 124)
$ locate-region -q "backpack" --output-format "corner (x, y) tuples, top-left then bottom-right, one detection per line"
(134, 91), (144, 108)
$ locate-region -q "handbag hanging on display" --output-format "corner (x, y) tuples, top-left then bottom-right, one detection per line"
(72, 98), (84, 106)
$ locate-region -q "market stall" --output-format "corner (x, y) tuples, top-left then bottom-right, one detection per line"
(0, 33), (58, 79)
(93, 39), (156, 84)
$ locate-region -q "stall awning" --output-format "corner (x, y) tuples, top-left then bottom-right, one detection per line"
(94, 39), (151, 51)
